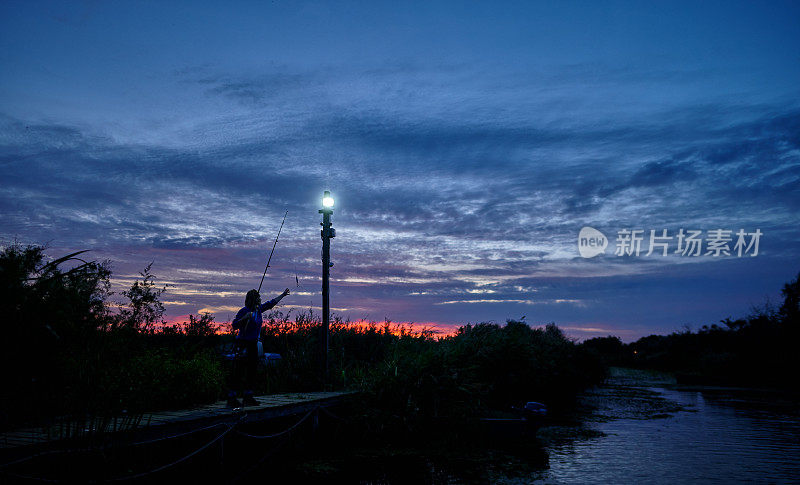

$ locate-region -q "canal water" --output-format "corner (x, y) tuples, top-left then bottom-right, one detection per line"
(533, 368), (800, 484)
(260, 367), (799, 483)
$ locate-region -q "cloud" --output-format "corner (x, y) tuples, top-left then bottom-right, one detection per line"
(436, 298), (584, 306)
(149, 236), (228, 250)
(2, 60), (799, 339)
(195, 71), (325, 107)
(197, 305), (242, 314)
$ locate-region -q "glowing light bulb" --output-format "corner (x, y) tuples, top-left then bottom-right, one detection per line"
(322, 190), (334, 208)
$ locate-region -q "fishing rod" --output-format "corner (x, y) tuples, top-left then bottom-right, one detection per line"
(257, 210), (288, 293)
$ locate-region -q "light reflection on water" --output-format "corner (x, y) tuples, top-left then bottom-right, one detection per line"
(538, 380), (800, 484)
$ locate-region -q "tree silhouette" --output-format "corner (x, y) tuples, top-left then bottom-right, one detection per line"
(779, 271), (799, 324)
(117, 262), (167, 332)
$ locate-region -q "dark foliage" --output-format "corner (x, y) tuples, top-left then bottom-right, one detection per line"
(256, 314), (602, 436)
(115, 263), (166, 333)
(0, 243), (224, 429)
(581, 335), (628, 367)
(584, 271), (800, 388)
(1, 243), (603, 432)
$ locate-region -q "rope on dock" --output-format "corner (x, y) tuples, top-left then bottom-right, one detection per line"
(229, 407), (321, 484)
(233, 405), (318, 440)
(128, 420), (232, 447)
(319, 405), (348, 422)
(0, 418), (242, 483)
(105, 418), (241, 482)
(1, 403), (331, 482)
(0, 421), (233, 469)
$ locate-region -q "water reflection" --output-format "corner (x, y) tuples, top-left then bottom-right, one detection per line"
(537, 371), (800, 484)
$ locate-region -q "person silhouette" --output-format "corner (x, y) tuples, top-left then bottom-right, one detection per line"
(227, 288), (290, 407)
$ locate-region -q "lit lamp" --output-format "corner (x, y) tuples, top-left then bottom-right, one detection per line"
(319, 190), (335, 388)
(322, 191), (334, 208)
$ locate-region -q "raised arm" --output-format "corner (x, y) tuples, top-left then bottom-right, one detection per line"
(260, 288), (290, 312)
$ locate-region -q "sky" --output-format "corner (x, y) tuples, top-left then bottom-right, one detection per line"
(1, 1), (798, 341)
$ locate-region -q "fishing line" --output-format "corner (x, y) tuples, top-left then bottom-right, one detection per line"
(257, 210), (288, 294)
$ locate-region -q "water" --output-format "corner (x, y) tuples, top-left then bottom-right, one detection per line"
(536, 369), (800, 484)
(261, 368), (800, 484)
(262, 368), (800, 483)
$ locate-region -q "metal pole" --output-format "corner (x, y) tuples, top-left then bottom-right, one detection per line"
(319, 193), (333, 389)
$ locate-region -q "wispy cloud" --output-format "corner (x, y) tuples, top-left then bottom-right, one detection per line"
(1, 41), (798, 339)
(436, 298), (584, 306)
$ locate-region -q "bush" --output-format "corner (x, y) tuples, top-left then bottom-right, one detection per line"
(0, 244), (228, 427)
(101, 348), (224, 411)
(256, 315), (602, 433)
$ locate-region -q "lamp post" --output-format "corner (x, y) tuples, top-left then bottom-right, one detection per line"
(319, 190), (335, 388)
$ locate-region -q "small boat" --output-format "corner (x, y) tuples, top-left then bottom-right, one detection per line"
(479, 401), (547, 440)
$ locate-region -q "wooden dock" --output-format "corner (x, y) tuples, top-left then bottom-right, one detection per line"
(0, 391), (355, 451)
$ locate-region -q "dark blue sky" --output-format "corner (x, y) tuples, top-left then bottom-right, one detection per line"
(1, 1), (798, 340)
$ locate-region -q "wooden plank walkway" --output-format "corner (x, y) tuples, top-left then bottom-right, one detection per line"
(0, 391), (355, 451)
